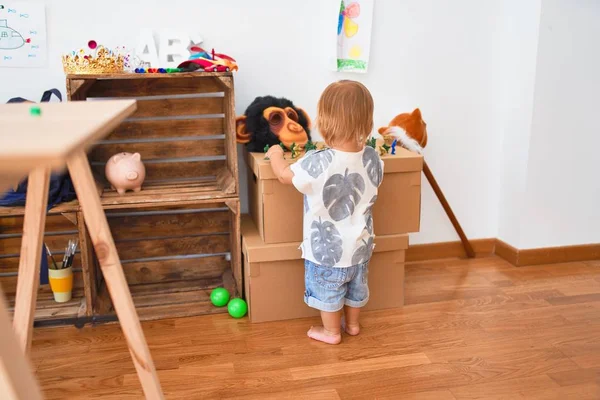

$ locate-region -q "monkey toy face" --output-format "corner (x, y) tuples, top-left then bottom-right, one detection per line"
(236, 96), (312, 152)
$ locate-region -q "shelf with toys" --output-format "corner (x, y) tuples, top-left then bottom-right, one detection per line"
(63, 42), (241, 322)
(0, 41), (242, 325)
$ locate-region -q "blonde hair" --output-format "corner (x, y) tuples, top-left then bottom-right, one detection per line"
(316, 80), (374, 147)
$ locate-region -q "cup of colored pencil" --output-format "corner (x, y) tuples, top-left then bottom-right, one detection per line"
(45, 240), (78, 303)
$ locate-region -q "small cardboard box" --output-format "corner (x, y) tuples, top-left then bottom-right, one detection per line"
(242, 215), (407, 323)
(246, 146), (423, 244)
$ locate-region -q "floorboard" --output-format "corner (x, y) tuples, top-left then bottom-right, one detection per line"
(27, 256), (600, 399)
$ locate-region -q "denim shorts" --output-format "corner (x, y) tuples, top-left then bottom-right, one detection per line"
(304, 259), (370, 312)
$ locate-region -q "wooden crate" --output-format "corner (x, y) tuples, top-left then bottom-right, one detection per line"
(66, 73), (238, 203)
(94, 199), (241, 321)
(0, 73), (240, 325)
(63, 72), (241, 322)
(0, 205), (89, 324)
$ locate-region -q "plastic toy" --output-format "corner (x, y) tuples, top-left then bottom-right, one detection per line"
(391, 139), (398, 155)
(177, 47), (238, 72)
(136, 67), (176, 74)
(366, 137), (376, 149)
(227, 298), (248, 318)
(290, 143), (300, 159)
(379, 143), (390, 156)
(211, 50), (238, 72)
(62, 42), (132, 74)
(210, 288), (230, 307)
(304, 141), (317, 152)
(30, 106), (41, 116)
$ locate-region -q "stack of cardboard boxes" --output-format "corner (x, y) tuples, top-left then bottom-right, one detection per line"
(242, 146), (423, 323)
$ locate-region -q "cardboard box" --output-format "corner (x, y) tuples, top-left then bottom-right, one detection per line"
(246, 146), (423, 244)
(242, 215), (407, 323)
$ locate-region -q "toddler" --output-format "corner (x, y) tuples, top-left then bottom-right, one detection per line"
(266, 80), (383, 344)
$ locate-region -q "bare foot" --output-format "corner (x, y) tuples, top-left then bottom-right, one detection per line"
(307, 326), (341, 345)
(341, 318), (360, 336)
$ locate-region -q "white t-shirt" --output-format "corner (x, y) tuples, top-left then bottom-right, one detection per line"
(290, 146), (384, 268)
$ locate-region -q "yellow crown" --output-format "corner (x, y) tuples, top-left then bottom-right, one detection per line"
(62, 46), (126, 74)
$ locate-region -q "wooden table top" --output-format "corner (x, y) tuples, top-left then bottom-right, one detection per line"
(0, 100), (136, 191)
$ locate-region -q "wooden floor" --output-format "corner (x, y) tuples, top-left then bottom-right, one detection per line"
(28, 256), (600, 399)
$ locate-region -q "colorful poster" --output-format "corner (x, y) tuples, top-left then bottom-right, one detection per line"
(0, 2), (47, 68)
(336, 0), (374, 73)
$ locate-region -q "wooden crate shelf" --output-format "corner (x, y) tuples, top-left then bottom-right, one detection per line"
(0, 211), (89, 325)
(93, 201), (241, 322)
(67, 72), (238, 197)
(0, 72), (241, 326)
(70, 72), (242, 323)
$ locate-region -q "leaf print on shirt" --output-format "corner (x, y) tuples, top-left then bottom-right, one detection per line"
(323, 168), (365, 221)
(352, 236), (375, 265)
(304, 195), (309, 214)
(364, 195), (377, 234)
(311, 217), (343, 267)
(363, 146), (383, 187)
(301, 149), (334, 178)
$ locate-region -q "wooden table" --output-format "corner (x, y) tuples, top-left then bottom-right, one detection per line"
(0, 100), (164, 399)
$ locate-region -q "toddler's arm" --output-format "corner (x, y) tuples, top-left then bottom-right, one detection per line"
(266, 145), (294, 185)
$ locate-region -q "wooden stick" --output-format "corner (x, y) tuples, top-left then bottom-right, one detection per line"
(13, 167), (51, 354)
(422, 160), (475, 258)
(225, 199), (242, 295)
(66, 151), (164, 399)
(0, 286), (44, 400)
(78, 212), (97, 317)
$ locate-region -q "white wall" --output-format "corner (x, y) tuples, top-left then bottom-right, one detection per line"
(494, 0), (542, 247)
(0, 0), (504, 245)
(1, 0), (598, 248)
(520, 0), (600, 248)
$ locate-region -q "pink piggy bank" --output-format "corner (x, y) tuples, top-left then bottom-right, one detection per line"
(105, 152), (146, 195)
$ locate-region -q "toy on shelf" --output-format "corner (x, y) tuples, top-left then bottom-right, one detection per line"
(304, 141), (318, 152)
(366, 137), (376, 149)
(105, 152), (146, 195)
(236, 96), (312, 152)
(177, 46), (238, 72)
(378, 108), (427, 155)
(134, 67), (184, 74)
(62, 40), (134, 74)
(290, 143), (300, 159)
(379, 143), (390, 156)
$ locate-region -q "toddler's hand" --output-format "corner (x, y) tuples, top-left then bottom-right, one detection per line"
(266, 144), (284, 160)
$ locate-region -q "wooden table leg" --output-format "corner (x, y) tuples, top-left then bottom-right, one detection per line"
(66, 151), (164, 400)
(0, 286), (44, 400)
(13, 167), (51, 354)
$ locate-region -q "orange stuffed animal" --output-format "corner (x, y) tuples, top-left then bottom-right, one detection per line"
(378, 108), (428, 154)
(378, 108), (476, 258)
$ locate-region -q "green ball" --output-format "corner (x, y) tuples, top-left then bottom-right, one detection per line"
(210, 288), (230, 307)
(227, 298), (248, 319)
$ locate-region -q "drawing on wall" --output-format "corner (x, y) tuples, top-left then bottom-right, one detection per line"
(336, 0), (374, 73)
(0, 2), (47, 68)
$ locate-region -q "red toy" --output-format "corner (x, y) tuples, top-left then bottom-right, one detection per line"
(178, 47), (238, 72)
